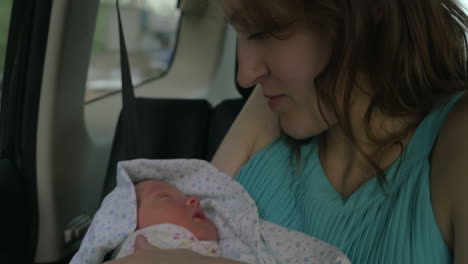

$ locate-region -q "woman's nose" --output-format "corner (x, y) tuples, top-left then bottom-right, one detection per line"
(186, 195), (200, 208)
(236, 40), (269, 88)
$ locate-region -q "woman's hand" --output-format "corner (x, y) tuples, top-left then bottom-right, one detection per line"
(104, 235), (244, 264)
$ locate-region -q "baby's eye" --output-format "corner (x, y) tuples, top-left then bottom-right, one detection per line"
(153, 193), (169, 199)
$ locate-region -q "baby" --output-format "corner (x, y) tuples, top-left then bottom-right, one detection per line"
(113, 180), (220, 258)
(72, 159), (351, 264)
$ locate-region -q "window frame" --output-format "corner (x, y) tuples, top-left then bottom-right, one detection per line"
(84, 0), (183, 104)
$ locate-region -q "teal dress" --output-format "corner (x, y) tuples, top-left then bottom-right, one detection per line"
(236, 93), (464, 263)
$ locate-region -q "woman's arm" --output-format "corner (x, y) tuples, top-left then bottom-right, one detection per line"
(104, 235), (247, 264)
(453, 201), (468, 264)
(211, 85), (279, 178)
(430, 93), (468, 263)
(449, 95), (468, 263)
(105, 248), (246, 264)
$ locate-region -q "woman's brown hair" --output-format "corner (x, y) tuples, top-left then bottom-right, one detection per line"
(231, 0), (468, 184)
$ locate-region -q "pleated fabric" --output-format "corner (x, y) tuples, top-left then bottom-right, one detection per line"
(236, 93), (465, 264)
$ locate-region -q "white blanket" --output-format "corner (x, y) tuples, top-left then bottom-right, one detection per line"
(71, 159), (350, 264)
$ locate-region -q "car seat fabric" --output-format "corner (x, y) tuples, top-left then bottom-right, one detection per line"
(103, 98), (212, 197)
(103, 97), (248, 198)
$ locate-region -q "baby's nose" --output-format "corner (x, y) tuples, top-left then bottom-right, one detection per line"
(186, 195), (200, 208)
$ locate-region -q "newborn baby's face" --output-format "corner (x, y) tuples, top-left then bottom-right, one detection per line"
(135, 180), (219, 242)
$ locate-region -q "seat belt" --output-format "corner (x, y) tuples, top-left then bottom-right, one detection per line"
(116, 0), (145, 159)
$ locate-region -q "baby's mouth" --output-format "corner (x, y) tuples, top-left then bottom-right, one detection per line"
(193, 210), (206, 221)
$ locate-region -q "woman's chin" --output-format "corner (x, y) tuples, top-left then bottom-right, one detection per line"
(280, 120), (324, 140)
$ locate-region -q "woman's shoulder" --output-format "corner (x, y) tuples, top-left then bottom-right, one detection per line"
(430, 92), (468, 251)
(432, 92), (468, 173)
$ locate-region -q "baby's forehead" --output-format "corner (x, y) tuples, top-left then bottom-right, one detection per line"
(135, 180), (173, 195)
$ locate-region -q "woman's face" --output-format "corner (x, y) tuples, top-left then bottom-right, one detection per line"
(224, 0), (337, 139)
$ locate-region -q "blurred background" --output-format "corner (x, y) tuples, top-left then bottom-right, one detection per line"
(0, 0), (181, 102)
(1, 0), (468, 102)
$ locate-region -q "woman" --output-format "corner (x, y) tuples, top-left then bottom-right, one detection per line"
(107, 0), (468, 263)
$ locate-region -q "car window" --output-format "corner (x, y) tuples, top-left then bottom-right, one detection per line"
(0, 0), (13, 93)
(85, 0), (181, 102)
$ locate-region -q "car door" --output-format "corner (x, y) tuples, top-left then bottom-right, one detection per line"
(0, 0), (52, 263)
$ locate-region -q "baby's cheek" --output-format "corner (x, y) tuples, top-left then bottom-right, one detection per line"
(197, 225), (219, 241)
(170, 207), (194, 225)
(137, 206), (165, 229)
(150, 205), (191, 227)
(207, 221), (220, 241)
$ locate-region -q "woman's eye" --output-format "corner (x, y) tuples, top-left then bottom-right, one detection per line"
(248, 32), (268, 40)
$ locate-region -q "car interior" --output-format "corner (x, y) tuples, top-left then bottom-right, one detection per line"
(3, 0), (468, 263)
(0, 0), (251, 263)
